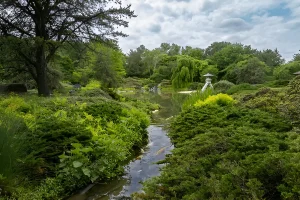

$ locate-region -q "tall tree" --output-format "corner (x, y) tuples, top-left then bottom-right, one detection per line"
(182, 46), (204, 60)
(0, 1), (135, 96)
(204, 41), (231, 58)
(293, 52), (300, 62)
(125, 45), (147, 78)
(256, 49), (285, 68)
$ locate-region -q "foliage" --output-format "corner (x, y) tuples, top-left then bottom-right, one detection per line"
(0, 1), (135, 96)
(182, 46), (204, 60)
(280, 76), (300, 128)
(181, 89), (213, 110)
(224, 57), (270, 84)
(81, 80), (101, 91)
(171, 56), (216, 89)
(0, 111), (27, 178)
(204, 41), (231, 58)
(241, 87), (284, 113)
(0, 94), (150, 199)
(256, 48), (285, 68)
(125, 45), (148, 78)
(264, 80), (290, 87)
(214, 80), (235, 93)
(150, 55), (177, 84)
(194, 93), (235, 107)
(188, 82), (204, 90)
(85, 43), (126, 88)
(226, 83), (262, 95)
(210, 43), (255, 71)
(236, 57), (270, 84)
(293, 53), (300, 62)
(136, 102), (297, 199)
(79, 88), (112, 99)
(274, 61), (300, 80)
(171, 56), (195, 89)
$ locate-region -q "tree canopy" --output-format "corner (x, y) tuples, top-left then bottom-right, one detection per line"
(0, 0), (135, 96)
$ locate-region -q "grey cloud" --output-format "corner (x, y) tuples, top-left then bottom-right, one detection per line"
(218, 18), (252, 32)
(161, 6), (180, 18)
(149, 24), (162, 33)
(136, 2), (154, 12)
(119, 0), (300, 60)
(202, 0), (226, 12)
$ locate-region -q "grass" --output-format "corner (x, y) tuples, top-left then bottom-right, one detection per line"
(0, 112), (24, 178)
(182, 89), (213, 110)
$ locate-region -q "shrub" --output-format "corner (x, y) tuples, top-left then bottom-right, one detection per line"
(0, 94), (151, 199)
(264, 80), (290, 87)
(19, 115), (93, 180)
(281, 76), (300, 127)
(181, 89), (212, 110)
(188, 82), (204, 90)
(242, 87), (284, 113)
(226, 83), (260, 94)
(274, 61), (300, 80)
(136, 105), (295, 199)
(79, 88), (112, 98)
(0, 111), (27, 178)
(194, 93), (235, 107)
(213, 80), (235, 93)
(81, 79), (101, 91)
(84, 101), (124, 123)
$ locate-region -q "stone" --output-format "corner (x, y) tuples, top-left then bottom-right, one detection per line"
(0, 83), (27, 93)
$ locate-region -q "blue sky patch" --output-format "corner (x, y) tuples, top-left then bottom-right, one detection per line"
(268, 3), (291, 18)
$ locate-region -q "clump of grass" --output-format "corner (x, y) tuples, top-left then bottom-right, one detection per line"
(0, 111), (25, 178)
(182, 88), (213, 110)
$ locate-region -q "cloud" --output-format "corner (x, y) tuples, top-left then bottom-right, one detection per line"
(218, 18), (252, 32)
(118, 0), (300, 60)
(149, 24), (162, 33)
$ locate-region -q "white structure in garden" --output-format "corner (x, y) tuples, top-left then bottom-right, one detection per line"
(201, 73), (214, 92)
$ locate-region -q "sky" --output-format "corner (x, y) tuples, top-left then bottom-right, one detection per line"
(117, 0), (300, 61)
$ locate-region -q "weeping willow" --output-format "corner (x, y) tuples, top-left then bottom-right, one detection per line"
(171, 56), (195, 89)
(171, 56), (214, 89)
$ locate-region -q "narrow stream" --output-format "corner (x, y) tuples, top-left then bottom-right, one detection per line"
(69, 92), (188, 200)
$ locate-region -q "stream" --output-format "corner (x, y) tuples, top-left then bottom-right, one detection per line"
(69, 92), (188, 200)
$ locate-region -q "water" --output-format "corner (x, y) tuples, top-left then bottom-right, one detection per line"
(69, 92), (188, 200)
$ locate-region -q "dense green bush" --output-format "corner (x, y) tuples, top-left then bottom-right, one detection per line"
(281, 76), (300, 128)
(136, 103), (297, 199)
(85, 101), (124, 123)
(241, 87), (284, 113)
(0, 95), (150, 199)
(19, 115), (93, 180)
(188, 82), (204, 90)
(264, 80), (290, 87)
(194, 93), (235, 107)
(79, 88), (112, 98)
(224, 57), (270, 84)
(274, 61), (300, 80)
(226, 83), (261, 94)
(213, 80), (235, 93)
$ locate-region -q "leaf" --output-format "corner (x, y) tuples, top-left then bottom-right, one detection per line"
(82, 168), (91, 177)
(91, 175), (99, 183)
(71, 143), (83, 148)
(81, 147), (94, 153)
(73, 161), (83, 168)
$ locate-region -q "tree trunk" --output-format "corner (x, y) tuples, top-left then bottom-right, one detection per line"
(36, 44), (50, 96)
